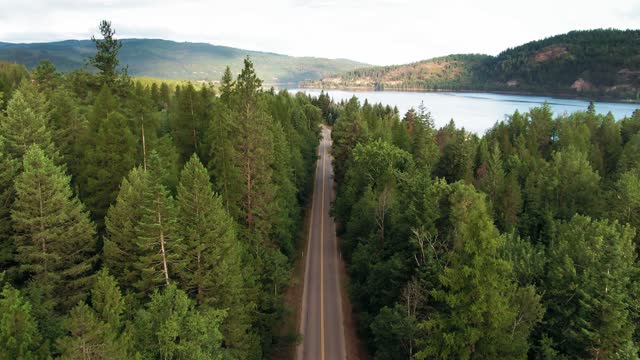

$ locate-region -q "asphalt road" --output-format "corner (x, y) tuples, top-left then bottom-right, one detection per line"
(297, 126), (346, 360)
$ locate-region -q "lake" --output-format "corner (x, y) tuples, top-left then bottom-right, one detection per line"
(285, 88), (640, 134)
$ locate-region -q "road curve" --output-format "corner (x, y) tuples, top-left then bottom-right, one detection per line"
(297, 126), (346, 360)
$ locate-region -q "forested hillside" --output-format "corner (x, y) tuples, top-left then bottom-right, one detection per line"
(308, 29), (640, 100)
(324, 89), (640, 358)
(0, 38), (367, 83)
(0, 21), (321, 359)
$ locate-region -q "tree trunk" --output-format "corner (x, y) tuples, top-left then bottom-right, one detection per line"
(141, 114), (147, 172)
(157, 196), (170, 285)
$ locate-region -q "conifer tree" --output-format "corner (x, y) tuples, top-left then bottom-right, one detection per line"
(171, 83), (207, 164)
(134, 284), (225, 359)
(231, 57), (276, 237)
(103, 167), (147, 289)
(48, 86), (87, 178)
(133, 153), (180, 296)
(79, 109), (137, 227)
(0, 284), (41, 360)
(544, 215), (638, 358)
(0, 137), (17, 272)
(89, 20), (125, 89)
(176, 155), (255, 357)
(420, 184), (541, 359)
(11, 146), (97, 311)
(0, 88), (57, 161)
(56, 269), (134, 359)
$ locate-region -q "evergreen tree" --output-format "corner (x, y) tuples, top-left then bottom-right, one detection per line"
(0, 88), (57, 161)
(176, 155), (255, 357)
(56, 269), (134, 359)
(133, 153), (180, 296)
(231, 57), (276, 237)
(89, 20), (125, 89)
(420, 184), (542, 359)
(11, 146), (97, 311)
(78, 108), (137, 228)
(0, 136), (17, 273)
(0, 284), (41, 360)
(103, 167), (147, 290)
(171, 83), (207, 164)
(134, 284), (225, 359)
(544, 215), (638, 358)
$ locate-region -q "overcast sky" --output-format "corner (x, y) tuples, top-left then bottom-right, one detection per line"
(0, 0), (638, 65)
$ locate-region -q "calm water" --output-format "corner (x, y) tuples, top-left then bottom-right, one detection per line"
(286, 88), (640, 134)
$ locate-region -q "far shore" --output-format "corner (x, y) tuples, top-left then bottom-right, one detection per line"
(295, 84), (640, 105)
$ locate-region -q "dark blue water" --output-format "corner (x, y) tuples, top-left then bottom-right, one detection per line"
(287, 88), (639, 133)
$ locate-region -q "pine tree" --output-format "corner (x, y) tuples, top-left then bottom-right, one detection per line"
(57, 269), (134, 359)
(0, 136), (17, 272)
(420, 184), (542, 359)
(78, 109), (137, 228)
(130, 82), (159, 171)
(134, 284), (225, 359)
(207, 81), (239, 217)
(545, 215), (638, 358)
(0, 88), (57, 161)
(133, 153), (181, 296)
(56, 303), (126, 360)
(89, 20), (125, 89)
(103, 167), (147, 289)
(176, 155), (254, 357)
(48, 85), (87, 178)
(11, 146), (97, 311)
(231, 57), (276, 238)
(0, 284), (41, 360)
(171, 83), (206, 164)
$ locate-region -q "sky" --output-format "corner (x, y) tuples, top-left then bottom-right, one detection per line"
(0, 0), (638, 65)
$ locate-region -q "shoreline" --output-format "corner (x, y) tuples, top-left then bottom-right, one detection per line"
(295, 85), (640, 105)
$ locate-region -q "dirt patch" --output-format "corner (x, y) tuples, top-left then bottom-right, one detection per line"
(571, 78), (594, 92)
(534, 44), (570, 62)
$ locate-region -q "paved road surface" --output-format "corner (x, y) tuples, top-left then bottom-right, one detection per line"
(297, 126), (346, 360)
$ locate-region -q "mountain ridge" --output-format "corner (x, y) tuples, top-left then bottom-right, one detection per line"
(0, 38), (368, 83)
(305, 29), (640, 100)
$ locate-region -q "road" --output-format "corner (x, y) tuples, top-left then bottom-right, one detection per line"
(297, 125), (346, 360)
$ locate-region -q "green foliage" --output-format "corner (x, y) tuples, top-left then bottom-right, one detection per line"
(11, 146), (96, 312)
(176, 155), (257, 357)
(78, 88), (137, 227)
(0, 284), (41, 360)
(544, 215), (638, 358)
(0, 40), (366, 84)
(89, 20), (125, 89)
(0, 84), (57, 161)
(134, 284), (225, 359)
(0, 21), (321, 359)
(308, 29), (640, 100)
(420, 184), (541, 359)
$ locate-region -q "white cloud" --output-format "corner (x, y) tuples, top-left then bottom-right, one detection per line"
(0, 0), (637, 65)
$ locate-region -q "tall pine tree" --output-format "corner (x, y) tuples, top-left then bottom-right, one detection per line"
(12, 146), (97, 311)
(176, 154), (256, 357)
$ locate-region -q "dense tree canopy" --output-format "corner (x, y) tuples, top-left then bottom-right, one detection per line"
(0, 21), (320, 359)
(328, 91), (640, 359)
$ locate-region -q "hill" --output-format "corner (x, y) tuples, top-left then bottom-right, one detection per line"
(0, 38), (367, 84)
(306, 29), (640, 100)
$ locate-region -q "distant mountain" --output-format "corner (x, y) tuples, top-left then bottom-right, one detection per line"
(0, 39), (368, 84)
(306, 29), (640, 100)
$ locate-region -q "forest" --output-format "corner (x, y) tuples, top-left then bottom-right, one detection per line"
(0, 21), (322, 359)
(4, 19), (640, 360)
(308, 29), (640, 100)
(324, 85), (640, 358)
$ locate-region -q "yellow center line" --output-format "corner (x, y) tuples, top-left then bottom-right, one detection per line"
(320, 132), (326, 360)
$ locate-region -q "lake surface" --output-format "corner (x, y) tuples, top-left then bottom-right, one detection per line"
(285, 88), (640, 134)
